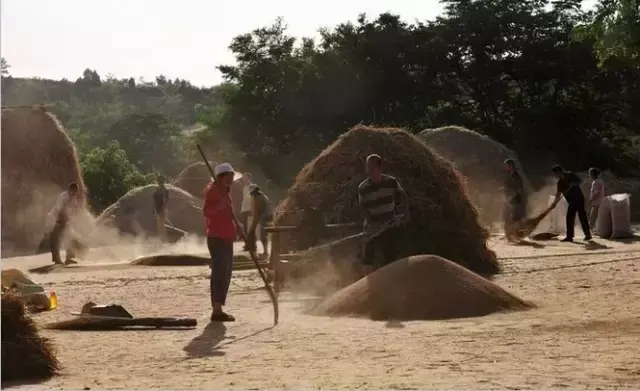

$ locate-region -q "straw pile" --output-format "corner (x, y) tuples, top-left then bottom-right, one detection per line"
(1, 106), (87, 256)
(1, 293), (60, 386)
(274, 125), (499, 277)
(312, 255), (531, 320)
(96, 184), (203, 237)
(419, 126), (532, 225)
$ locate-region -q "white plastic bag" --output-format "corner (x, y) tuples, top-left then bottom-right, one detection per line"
(595, 197), (612, 238)
(546, 195), (568, 234)
(609, 193), (633, 238)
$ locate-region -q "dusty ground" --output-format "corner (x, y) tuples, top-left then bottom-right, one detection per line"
(3, 233), (640, 389)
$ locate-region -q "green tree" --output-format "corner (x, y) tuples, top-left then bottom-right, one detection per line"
(1, 57), (10, 76)
(81, 141), (152, 211)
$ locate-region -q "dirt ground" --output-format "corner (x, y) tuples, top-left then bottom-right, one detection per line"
(3, 233), (640, 389)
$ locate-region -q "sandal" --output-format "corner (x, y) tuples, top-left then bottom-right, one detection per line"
(210, 311), (235, 322)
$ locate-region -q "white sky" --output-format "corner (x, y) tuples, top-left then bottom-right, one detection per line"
(1, 0), (597, 87)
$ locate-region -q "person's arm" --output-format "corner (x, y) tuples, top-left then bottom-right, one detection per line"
(248, 196), (261, 237)
(358, 187), (372, 224)
(395, 179), (410, 218)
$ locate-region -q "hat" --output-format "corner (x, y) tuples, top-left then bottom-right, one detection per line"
(214, 163), (243, 181)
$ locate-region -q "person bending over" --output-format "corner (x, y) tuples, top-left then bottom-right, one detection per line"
(551, 165), (591, 242)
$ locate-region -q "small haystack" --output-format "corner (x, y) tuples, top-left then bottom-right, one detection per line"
(1, 106), (87, 256)
(312, 255), (531, 320)
(274, 125), (499, 277)
(96, 184), (204, 237)
(419, 126), (532, 225)
(1, 293), (60, 386)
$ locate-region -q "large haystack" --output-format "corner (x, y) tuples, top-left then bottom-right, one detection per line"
(1, 106), (87, 256)
(1, 293), (60, 386)
(419, 126), (532, 225)
(96, 184), (204, 237)
(274, 125), (499, 277)
(312, 255), (531, 320)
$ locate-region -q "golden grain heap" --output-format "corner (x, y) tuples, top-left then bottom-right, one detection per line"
(419, 126), (531, 225)
(96, 184), (203, 238)
(1, 293), (60, 386)
(274, 125), (499, 277)
(312, 255), (531, 320)
(1, 106), (86, 256)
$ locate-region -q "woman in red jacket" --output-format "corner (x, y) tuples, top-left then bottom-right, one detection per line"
(203, 163), (242, 322)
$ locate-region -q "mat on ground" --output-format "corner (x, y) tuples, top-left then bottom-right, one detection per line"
(46, 302), (197, 330)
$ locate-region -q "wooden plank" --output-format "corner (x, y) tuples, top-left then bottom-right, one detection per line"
(265, 222), (359, 233)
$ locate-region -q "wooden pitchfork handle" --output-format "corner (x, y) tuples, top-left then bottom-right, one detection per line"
(196, 144), (279, 326)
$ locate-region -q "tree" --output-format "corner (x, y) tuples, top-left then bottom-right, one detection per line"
(108, 113), (185, 175)
(1, 57), (10, 76)
(81, 141), (152, 211)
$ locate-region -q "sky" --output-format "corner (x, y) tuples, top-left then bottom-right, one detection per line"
(1, 0), (597, 88)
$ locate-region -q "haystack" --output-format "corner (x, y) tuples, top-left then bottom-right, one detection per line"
(1, 293), (60, 386)
(1, 106), (87, 256)
(419, 126), (532, 225)
(274, 125), (499, 277)
(96, 184), (204, 237)
(312, 255), (531, 320)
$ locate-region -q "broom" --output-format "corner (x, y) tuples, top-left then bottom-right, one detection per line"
(511, 205), (555, 240)
(197, 144), (279, 326)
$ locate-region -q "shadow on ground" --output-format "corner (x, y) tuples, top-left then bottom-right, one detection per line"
(184, 322), (227, 358)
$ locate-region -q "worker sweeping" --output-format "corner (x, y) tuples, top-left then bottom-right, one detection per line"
(502, 158), (527, 243)
(551, 165), (592, 242)
(153, 175), (170, 242)
(246, 184), (273, 258)
(48, 183), (82, 265)
(358, 154), (410, 275)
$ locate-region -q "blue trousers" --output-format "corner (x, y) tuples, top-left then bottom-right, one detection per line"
(207, 237), (234, 306)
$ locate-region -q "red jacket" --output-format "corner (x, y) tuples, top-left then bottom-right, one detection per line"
(203, 181), (236, 241)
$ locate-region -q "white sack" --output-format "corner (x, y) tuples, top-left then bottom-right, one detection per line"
(609, 193), (633, 238)
(546, 195), (568, 234)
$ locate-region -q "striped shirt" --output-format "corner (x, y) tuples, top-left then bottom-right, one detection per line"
(358, 174), (405, 225)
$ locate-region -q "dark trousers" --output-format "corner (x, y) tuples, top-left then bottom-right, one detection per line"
(362, 227), (398, 269)
(566, 199), (591, 239)
(50, 220), (75, 264)
(207, 237), (234, 307)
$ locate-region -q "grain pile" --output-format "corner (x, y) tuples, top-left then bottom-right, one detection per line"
(96, 184), (203, 238)
(419, 126), (532, 225)
(312, 255), (531, 321)
(274, 125), (499, 277)
(1, 293), (60, 386)
(1, 106), (87, 256)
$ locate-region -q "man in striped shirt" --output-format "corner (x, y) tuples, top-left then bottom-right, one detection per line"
(358, 154), (409, 274)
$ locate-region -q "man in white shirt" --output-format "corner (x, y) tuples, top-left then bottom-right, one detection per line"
(589, 167), (605, 227)
(49, 183), (82, 265)
(240, 173), (253, 245)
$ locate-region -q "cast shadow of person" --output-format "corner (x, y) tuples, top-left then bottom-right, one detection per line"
(584, 240), (610, 251)
(184, 322), (227, 358)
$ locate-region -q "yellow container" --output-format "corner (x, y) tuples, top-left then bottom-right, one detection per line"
(49, 291), (58, 310)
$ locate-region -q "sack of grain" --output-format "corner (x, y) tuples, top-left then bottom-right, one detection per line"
(609, 193), (633, 238)
(595, 197), (612, 238)
(546, 195), (568, 234)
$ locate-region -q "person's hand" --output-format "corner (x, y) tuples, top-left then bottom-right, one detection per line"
(246, 232), (257, 252)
